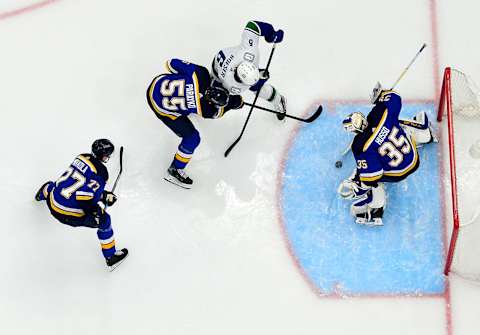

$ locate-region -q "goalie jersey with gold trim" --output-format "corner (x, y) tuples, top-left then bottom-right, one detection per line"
(351, 91), (419, 185)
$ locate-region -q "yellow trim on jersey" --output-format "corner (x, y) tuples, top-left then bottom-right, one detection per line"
(379, 90), (395, 98)
(384, 137), (419, 177)
(159, 112), (178, 120)
(49, 193), (85, 218)
(360, 174), (383, 182)
(363, 109), (389, 152)
(42, 185), (49, 198)
(148, 75), (179, 120)
(101, 240), (116, 249)
(165, 60), (175, 73)
(77, 155), (97, 174)
(175, 153), (191, 163)
(76, 195), (94, 201)
(192, 73), (203, 117)
(216, 107), (225, 118)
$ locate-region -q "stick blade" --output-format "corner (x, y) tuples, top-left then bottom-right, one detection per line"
(224, 138), (240, 157)
(305, 105), (323, 123)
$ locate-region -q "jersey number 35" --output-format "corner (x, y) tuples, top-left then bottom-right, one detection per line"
(378, 126), (411, 167)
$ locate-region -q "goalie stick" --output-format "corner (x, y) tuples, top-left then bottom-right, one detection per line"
(243, 102), (323, 123)
(224, 43), (277, 158)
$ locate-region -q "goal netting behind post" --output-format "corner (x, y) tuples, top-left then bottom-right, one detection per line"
(438, 67), (480, 282)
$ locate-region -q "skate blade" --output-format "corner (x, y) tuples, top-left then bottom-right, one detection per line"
(163, 175), (192, 189)
(107, 253), (129, 272)
(356, 219), (384, 227)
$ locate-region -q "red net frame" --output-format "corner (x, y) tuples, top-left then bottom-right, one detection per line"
(437, 67), (459, 276)
(437, 67), (480, 279)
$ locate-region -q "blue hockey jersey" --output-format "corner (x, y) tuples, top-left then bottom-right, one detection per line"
(48, 154), (108, 218)
(352, 91), (419, 185)
(147, 59), (208, 120)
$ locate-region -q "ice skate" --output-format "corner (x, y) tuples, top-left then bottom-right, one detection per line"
(106, 248), (129, 271)
(164, 164), (193, 189)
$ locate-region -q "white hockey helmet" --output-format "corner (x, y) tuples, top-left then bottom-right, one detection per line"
(343, 112), (368, 133)
(370, 81), (383, 104)
(235, 61), (260, 86)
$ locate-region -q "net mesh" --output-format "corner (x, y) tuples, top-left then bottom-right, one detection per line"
(448, 68), (480, 281)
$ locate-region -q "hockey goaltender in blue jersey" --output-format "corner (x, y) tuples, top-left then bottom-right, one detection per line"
(351, 90), (419, 184)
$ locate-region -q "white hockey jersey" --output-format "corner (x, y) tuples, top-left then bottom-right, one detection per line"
(211, 21), (277, 102)
(212, 28), (261, 95)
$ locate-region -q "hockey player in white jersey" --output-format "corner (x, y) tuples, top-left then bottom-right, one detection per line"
(211, 20), (287, 120)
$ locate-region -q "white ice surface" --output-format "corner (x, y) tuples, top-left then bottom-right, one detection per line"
(0, 0), (479, 334)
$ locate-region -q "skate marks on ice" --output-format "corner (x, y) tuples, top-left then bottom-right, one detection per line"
(280, 102), (444, 296)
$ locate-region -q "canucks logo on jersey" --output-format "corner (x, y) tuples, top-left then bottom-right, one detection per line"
(352, 91), (419, 184)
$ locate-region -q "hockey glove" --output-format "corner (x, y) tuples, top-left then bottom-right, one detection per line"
(102, 191), (117, 206)
(259, 69), (270, 81)
(273, 29), (284, 43)
(227, 94), (244, 110)
(264, 29), (284, 43)
(337, 179), (370, 200)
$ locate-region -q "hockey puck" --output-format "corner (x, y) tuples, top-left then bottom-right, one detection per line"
(335, 160), (342, 168)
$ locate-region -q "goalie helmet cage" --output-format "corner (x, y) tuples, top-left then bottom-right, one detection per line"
(437, 67), (480, 281)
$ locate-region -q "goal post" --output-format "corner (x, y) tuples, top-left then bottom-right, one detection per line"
(438, 67), (480, 280)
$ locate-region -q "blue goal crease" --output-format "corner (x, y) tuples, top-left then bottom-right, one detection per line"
(281, 103), (445, 296)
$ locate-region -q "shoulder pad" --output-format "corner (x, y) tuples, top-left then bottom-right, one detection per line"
(84, 154), (109, 182)
(352, 131), (370, 155)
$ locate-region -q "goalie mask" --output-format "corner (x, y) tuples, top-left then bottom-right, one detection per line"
(343, 112), (368, 133)
(235, 61), (260, 86)
(370, 81), (384, 104)
(204, 86), (229, 107)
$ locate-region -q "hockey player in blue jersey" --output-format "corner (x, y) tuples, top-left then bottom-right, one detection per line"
(338, 83), (436, 226)
(35, 139), (128, 270)
(147, 58), (244, 189)
(211, 20), (287, 120)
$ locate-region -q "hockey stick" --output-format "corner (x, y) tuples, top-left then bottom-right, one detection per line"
(243, 102), (323, 123)
(111, 146), (124, 193)
(224, 43), (277, 157)
(335, 43), (427, 168)
(104, 146), (123, 211)
(390, 43), (427, 90)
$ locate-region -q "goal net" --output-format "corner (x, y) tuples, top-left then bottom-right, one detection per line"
(438, 67), (480, 282)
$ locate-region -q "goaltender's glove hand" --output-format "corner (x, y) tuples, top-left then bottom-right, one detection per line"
(101, 190), (117, 206)
(337, 179), (370, 200)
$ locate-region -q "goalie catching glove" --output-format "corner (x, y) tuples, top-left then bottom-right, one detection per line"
(337, 178), (371, 200)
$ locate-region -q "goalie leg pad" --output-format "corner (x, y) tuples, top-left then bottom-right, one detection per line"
(400, 111), (438, 146)
(350, 184), (386, 226)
